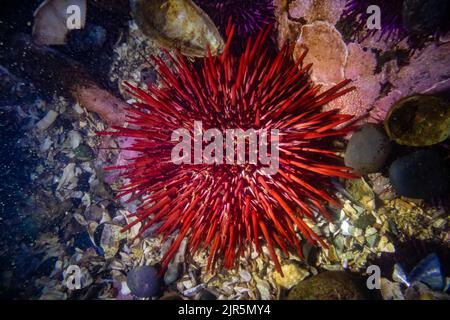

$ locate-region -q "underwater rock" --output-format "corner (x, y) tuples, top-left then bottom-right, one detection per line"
(294, 21), (347, 85)
(389, 150), (450, 199)
(287, 271), (369, 300)
(380, 278), (405, 300)
(404, 281), (450, 300)
(345, 124), (391, 174)
(408, 253), (445, 291)
(33, 0), (87, 45)
(126, 265), (161, 298)
(402, 0), (450, 37)
(74, 145), (94, 161)
(344, 43), (378, 81)
(131, 0), (224, 57)
(275, 1), (302, 48)
(329, 42), (381, 121)
(288, 0), (346, 25)
(371, 43), (450, 122)
(56, 163), (77, 191)
(273, 263), (310, 290)
(384, 95), (450, 147)
(388, 44), (450, 98)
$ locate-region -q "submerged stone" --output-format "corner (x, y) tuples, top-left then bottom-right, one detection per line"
(389, 150), (449, 199)
(74, 144), (94, 161)
(126, 265), (161, 298)
(345, 124), (391, 174)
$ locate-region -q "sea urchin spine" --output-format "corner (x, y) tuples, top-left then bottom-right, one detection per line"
(193, 0), (275, 38)
(100, 24), (356, 275)
(342, 0), (406, 42)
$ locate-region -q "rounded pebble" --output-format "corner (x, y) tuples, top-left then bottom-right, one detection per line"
(74, 144), (94, 161)
(389, 149), (449, 199)
(126, 265), (161, 298)
(345, 124), (391, 174)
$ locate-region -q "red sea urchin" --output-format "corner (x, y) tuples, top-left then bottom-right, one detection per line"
(101, 25), (356, 274)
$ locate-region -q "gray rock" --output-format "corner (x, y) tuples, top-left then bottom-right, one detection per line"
(389, 149), (450, 199)
(345, 124), (391, 174)
(74, 144), (94, 161)
(126, 265), (161, 298)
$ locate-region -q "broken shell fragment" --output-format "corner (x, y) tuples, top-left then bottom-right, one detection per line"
(36, 110), (58, 131)
(384, 95), (450, 146)
(99, 223), (126, 259)
(64, 130), (82, 150)
(131, 0), (224, 57)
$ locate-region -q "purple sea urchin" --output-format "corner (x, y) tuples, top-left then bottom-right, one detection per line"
(193, 0), (275, 41)
(342, 0), (450, 44)
(342, 0), (406, 42)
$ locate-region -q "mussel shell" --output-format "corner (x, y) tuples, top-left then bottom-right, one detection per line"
(384, 95), (450, 146)
(131, 0), (224, 57)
